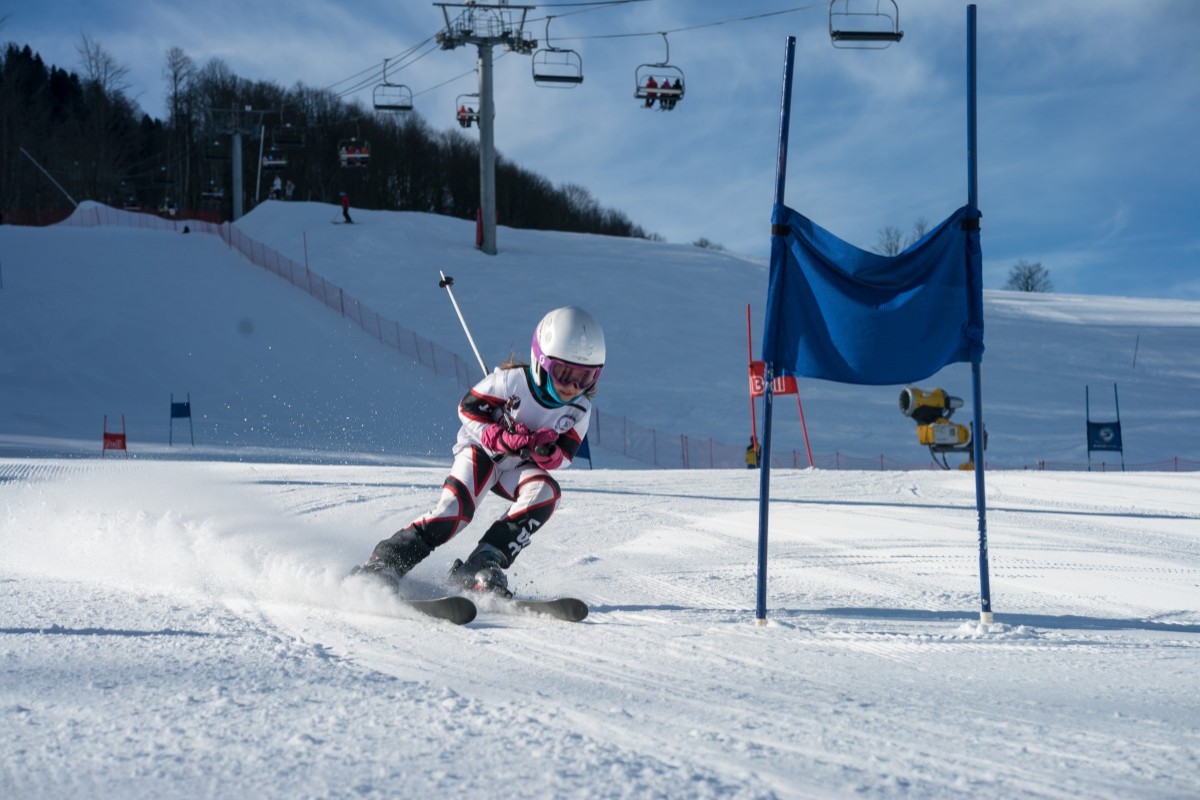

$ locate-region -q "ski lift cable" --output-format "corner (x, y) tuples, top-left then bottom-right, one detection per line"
(268, 38), (435, 118)
(324, 2), (824, 106)
(536, 1), (650, 8)
(414, 65), (480, 99)
(314, 39), (437, 106)
(324, 36), (437, 93)
(556, 2), (827, 42)
(332, 41), (442, 101)
(414, 2), (794, 97)
(331, 46), (439, 104)
(319, 1), (638, 102)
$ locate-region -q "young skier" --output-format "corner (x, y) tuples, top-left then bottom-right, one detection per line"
(355, 306), (605, 597)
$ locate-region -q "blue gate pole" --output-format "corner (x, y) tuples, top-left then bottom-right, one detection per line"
(1114, 383), (1125, 471)
(756, 35), (797, 625)
(966, 3), (993, 624)
(1086, 385), (1093, 472)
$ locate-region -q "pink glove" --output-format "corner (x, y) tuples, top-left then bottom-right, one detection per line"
(531, 443), (564, 470)
(529, 428), (559, 449)
(480, 422), (535, 455)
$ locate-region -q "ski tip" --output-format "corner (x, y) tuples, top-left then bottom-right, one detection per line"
(514, 597), (589, 622)
(560, 598), (589, 622)
(410, 596), (477, 625)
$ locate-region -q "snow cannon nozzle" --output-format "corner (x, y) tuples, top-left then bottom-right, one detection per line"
(899, 386), (962, 426)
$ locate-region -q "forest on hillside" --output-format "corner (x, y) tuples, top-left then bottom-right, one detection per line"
(0, 41), (652, 238)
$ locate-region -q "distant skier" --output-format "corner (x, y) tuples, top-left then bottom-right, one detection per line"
(339, 191), (352, 223)
(354, 306), (605, 597)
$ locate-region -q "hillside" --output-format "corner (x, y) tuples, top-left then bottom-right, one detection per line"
(1, 201), (1198, 468)
(3, 203), (1199, 799)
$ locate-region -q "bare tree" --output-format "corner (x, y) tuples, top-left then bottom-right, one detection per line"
(163, 47), (195, 123)
(908, 216), (929, 246)
(1005, 259), (1053, 292)
(76, 34), (130, 96)
(874, 218), (928, 256)
(875, 225), (904, 256)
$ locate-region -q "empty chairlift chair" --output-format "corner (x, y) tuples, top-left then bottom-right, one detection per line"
(828, 0), (904, 49)
(531, 17), (583, 87)
(373, 59), (414, 112)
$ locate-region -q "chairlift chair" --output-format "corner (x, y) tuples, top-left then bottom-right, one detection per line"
(338, 137), (370, 169)
(829, 0), (904, 49)
(262, 147), (288, 170)
(633, 33), (685, 110)
(532, 17), (583, 87)
(374, 83), (414, 112)
(455, 93), (480, 128)
(533, 49), (584, 87)
(272, 124), (305, 150)
(373, 59), (414, 112)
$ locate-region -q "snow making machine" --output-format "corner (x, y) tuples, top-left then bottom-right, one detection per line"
(899, 386), (986, 470)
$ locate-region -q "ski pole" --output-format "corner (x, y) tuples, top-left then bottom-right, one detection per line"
(438, 270), (489, 378)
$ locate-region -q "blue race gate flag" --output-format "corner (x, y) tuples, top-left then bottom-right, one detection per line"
(1087, 421), (1123, 452)
(763, 204), (984, 385)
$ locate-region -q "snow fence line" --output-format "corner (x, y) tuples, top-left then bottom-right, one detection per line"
(41, 204), (1200, 473)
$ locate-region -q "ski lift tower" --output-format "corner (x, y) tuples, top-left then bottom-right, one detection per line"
(210, 106), (272, 220)
(435, 2), (537, 255)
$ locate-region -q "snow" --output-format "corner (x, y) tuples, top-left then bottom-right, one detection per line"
(1, 202), (1199, 798)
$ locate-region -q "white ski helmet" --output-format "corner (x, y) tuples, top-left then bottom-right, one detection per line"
(531, 306), (606, 390)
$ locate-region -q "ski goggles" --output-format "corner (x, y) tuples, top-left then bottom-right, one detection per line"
(552, 359), (609, 391)
(544, 357), (603, 391)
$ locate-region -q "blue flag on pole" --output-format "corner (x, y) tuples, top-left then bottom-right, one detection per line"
(763, 204), (984, 385)
(1086, 421), (1123, 452)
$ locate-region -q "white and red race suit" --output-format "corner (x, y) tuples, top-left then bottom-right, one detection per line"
(382, 365), (592, 567)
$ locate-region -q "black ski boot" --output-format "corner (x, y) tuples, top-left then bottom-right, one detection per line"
(351, 527), (435, 589)
(448, 544), (513, 598)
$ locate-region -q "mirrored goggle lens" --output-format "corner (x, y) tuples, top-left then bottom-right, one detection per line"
(549, 361), (602, 389)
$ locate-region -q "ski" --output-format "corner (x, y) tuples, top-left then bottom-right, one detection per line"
(507, 597), (589, 622)
(349, 565), (476, 624)
(403, 595), (477, 625)
(446, 559), (588, 622)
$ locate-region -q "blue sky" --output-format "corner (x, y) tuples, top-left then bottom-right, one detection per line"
(6, 1), (1199, 299)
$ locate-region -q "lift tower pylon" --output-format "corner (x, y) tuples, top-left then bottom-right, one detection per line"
(435, 3), (536, 256)
(210, 107), (274, 220)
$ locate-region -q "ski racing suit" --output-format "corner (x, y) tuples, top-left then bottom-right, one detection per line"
(368, 365), (591, 574)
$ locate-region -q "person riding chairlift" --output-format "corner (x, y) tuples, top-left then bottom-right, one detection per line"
(660, 78), (682, 111)
(643, 75), (658, 108)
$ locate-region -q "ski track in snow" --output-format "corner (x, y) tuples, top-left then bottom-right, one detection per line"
(3, 460), (1200, 799)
